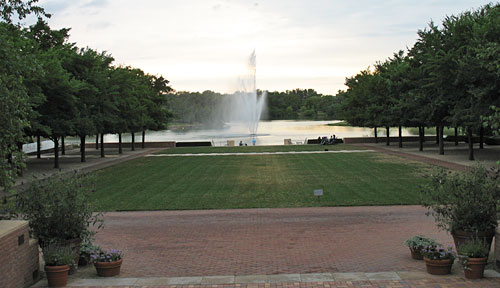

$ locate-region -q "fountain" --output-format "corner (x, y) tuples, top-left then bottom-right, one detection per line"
(229, 50), (267, 136)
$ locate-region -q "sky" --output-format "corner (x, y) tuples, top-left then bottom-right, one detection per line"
(35, 0), (491, 95)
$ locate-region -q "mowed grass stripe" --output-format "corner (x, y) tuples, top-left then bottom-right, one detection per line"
(93, 151), (430, 211)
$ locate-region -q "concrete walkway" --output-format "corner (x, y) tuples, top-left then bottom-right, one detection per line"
(146, 150), (374, 157)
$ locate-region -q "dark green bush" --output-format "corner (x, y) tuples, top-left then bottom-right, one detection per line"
(17, 171), (103, 245)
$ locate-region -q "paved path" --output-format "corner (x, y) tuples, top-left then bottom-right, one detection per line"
(146, 150), (374, 157)
(93, 206), (458, 277)
(32, 206), (500, 287)
(357, 142), (500, 171)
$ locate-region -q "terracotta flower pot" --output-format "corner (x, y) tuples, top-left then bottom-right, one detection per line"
(424, 258), (453, 275)
(45, 265), (70, 287)
(463, 257), (488, 279)
(95, 259), (123, 277)
(410, 248), (423, 260)
(452, 230), (494, 254)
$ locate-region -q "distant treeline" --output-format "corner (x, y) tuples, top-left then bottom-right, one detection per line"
(166, 88), (341, 124)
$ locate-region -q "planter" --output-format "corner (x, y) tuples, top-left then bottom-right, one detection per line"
(452, 230), (494, 254)
(45, 265), (70, 287)
(95, 259), (123, 277)
(410, 248), (423, 260)
(424, 258), (453, 275)
(463, 257), (488, 279)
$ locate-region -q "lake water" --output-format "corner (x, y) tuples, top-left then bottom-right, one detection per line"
(24, 120), (419, 152)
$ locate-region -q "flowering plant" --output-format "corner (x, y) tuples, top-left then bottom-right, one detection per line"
(422, 244), (456, 261)
(405, 235), (437, 251)
(90, 247), (123, 263)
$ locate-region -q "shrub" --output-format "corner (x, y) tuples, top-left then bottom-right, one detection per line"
(17, 171), (103, 245)
(420, 165), (500, 233)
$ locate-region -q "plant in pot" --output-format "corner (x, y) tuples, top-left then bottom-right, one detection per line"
(405, 235), (437, 260)
(420, 165), (500, 253)
(421, 244), (456, 275)
(43, 245), (74, 287)
(90, 247), (123, 277)
(458, 238), (490, 279)
(17, 172), (104, 273)
(79, 234), (99, 267)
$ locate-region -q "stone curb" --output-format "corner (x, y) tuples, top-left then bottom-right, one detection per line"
(32, 270), (500, 287)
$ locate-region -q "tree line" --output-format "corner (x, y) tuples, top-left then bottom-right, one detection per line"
(337, 3), (500, 160)
(1, 1), (171, 193)
(167, 88), (339, 125)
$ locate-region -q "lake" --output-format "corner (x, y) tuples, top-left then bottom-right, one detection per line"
(24, 120), (420, 152)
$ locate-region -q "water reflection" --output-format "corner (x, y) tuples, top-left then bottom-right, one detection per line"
(24, 121), (421, 152)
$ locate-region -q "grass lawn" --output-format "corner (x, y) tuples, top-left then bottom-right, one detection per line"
(93, 145), (432, 211)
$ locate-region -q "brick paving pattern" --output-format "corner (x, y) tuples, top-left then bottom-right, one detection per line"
(95, 206), (456, 277)
(64, 278), (500, 288)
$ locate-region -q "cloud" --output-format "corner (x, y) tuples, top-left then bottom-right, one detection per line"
(41, 0), (493, 95)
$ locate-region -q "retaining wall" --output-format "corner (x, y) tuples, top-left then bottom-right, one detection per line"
(343, 136), (435, 144)
(0, 220), (39, 288)
(84, 141), (176, 149)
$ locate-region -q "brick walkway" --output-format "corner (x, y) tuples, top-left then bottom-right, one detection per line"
(60, 279), (500, 288)
(94, 206), (459, 277)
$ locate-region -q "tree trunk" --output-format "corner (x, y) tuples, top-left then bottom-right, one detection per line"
(118, 133), (122, 154)
(37, 135), (41, 158)
(374, 127), (378, 143)
(61, 136), (65, 155)
(80, 136), (86, 162)
(96, 134), (99, 149)
(439, 125), (444, 155)
(454, 127), (458, 146)
(386, 126), (390, 146)
(480, 127), (484, 149)
(142, 130), (145, 149)
(100, 133), (105, 158)
(131, 132), (135, 151)
(398, 126), (403, 148)
(54, 137), (59, 169)
(419, 127), (424, 151)
(435, 126), (439, 144)
(422, 127), (425, 142)
(17, 143), (23, 176)
(468, 127), (474, 161)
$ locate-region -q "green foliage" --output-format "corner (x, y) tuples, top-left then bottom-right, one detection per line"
(420, 165), (500, 233)
(405, 235), (438, 250)
(17, 172), (103, 245)
(421, 244), (456, 261)
(42, 245), (74, 266)
(483, 106), (500, 136)
(0, 0), (49, 24)
(0, 22), (41, 194)
(458, 238), (489, 258)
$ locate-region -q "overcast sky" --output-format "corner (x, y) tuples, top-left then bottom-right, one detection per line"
(36, 0), (490, 95)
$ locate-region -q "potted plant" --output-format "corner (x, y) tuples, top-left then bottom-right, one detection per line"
(43, 245), (74, 287)
(420, 165), (500, 253)
(90, 247), (123, 277)
(422, 244), (456, 275)
(17, 172), (104, 271)
(458, 239), (490, 279)
(405, 235), (438, 260)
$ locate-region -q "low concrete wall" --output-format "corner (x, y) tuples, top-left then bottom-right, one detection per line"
(0, 220), (39, 288)
(84, 141), (176, 149)
(343, 136), (435, 144)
